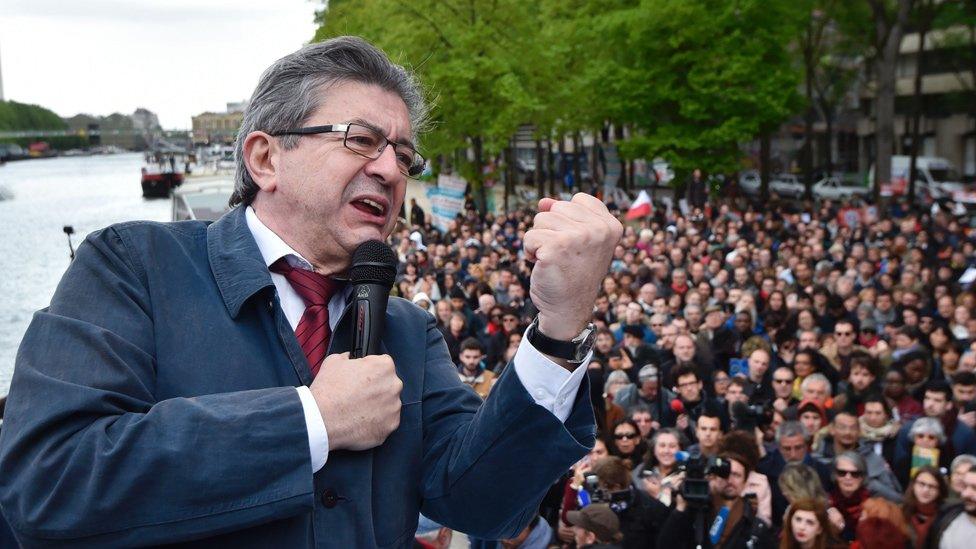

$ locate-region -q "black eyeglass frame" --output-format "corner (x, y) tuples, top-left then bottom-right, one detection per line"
(269, 123), (426, 177)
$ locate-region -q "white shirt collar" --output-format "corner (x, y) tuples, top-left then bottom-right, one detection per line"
(244, 206), (314, 271)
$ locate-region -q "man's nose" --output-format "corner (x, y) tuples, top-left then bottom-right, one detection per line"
(363, 145), (401, 185)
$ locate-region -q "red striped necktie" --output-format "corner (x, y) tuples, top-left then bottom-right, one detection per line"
(271, 259), (339, 377)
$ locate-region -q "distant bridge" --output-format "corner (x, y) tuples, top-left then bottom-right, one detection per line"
(0, 129), (190, 139)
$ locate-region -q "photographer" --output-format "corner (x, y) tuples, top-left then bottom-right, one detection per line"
(583, 456), (669, 549)
(657, 452), (775, 548)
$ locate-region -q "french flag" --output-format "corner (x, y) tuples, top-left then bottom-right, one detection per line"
(625, 190), (653, 220)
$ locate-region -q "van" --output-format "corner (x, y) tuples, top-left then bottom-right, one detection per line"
(869, 156), (974, 204)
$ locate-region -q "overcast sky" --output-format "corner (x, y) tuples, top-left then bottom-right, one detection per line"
(0, 0), (320, 129)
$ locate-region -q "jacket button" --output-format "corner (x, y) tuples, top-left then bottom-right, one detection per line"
(321, 488), (340, 508)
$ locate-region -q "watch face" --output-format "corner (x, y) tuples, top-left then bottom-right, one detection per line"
(575, 326), (597, 362)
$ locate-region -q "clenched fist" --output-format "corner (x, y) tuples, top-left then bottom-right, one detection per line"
(310, 352), (403, 451)
(523, 193), (623, 341)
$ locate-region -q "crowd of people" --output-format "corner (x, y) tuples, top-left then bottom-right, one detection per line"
(405, 191), (976, 549)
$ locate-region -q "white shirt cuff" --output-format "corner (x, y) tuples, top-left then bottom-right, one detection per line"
(296, 386), (329, 473)
(513, 327), (591, 423)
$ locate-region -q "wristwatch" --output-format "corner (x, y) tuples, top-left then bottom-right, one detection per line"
(526, 317), (596, 364)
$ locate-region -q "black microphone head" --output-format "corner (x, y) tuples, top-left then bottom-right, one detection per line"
(349, 240), (397, 287)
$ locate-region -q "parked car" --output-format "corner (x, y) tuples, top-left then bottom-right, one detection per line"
(738, 170), (761, 195)
(812, 176), (871, 200)
(770, 173), (805, 198)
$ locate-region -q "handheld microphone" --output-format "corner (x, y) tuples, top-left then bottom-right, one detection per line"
(348, 240), (398, 358)
(670, 398), (685, 414)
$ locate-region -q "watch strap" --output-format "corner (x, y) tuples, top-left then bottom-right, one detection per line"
(528, 321), (579, 360)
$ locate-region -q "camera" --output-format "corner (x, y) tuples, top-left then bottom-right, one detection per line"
(731, 401), (772, 431)
(582, 472), (633, 511)
(677, 453), (731, 507)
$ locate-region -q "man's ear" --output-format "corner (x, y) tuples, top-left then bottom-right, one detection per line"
(242, 131), (279, 193)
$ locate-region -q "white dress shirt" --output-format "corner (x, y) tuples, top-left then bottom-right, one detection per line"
(245, 206), (589, 473)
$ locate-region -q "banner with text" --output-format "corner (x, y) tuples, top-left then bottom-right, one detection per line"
(426, 174), (467, 232)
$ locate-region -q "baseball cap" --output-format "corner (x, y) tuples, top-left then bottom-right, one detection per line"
(638, 364), (659, 382)
(565, 503), (620, 542)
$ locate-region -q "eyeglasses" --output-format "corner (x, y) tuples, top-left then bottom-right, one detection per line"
(614, 433), (639, 440)
(835, 469), (864, 479)
(270, 122), (426, 177)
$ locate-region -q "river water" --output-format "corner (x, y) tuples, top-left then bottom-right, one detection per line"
(0, 153), (170, 395)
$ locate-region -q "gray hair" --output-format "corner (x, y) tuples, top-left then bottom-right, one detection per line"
(800, 373), (832, 397)
(834, 451), (867, 475)
(909, 417), (947, 444)
(606, 370), (630, 386)
(231, 36), (429, 206)
(776, 420), (806, 442)
(950, 454), (976, 472)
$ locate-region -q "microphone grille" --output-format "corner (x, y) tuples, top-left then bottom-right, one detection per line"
(350, 240), (398, 287)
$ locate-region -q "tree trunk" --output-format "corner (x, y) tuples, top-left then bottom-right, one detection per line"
(502, 140), (516, 214)
(590, 128), (600, 194)
(613, 124), (626, 191)
(572, 131), (583, 192)
(557, 136), (566, 194)
(804, 42), (816, 200)
(472, 135), (487, 214)
(535, 138), (544, 199)
(823, 106), (834, 176)
(760, 129), (772, 203)
(870, 0), (913, 204)
(909, 4), (935, 208)
(546, 138), (555, 197)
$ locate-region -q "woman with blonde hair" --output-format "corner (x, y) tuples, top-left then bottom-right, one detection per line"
(778, 463), (828, 504)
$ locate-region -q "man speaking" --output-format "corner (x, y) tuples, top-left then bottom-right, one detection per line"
(0, 37), (622, 547)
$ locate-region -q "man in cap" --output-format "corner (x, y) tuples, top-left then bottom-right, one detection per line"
(566, 504), (624, 549)
(615, 364), (677, 424)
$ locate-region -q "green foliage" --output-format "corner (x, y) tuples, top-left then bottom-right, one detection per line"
(313, 0), (807, 181)
(619, 0), (805, 175)
(0, 101), (67, 131)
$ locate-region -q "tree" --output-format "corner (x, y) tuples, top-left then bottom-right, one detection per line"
(314, 0), (546, 213)
(907, 0), (944, 205)
(866, 0), (915, 201)
(934, 0), (976, 183)
(620, 0), (804, 187)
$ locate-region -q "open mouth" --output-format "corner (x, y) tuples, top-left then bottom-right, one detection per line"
(351, 197), (387, 219)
